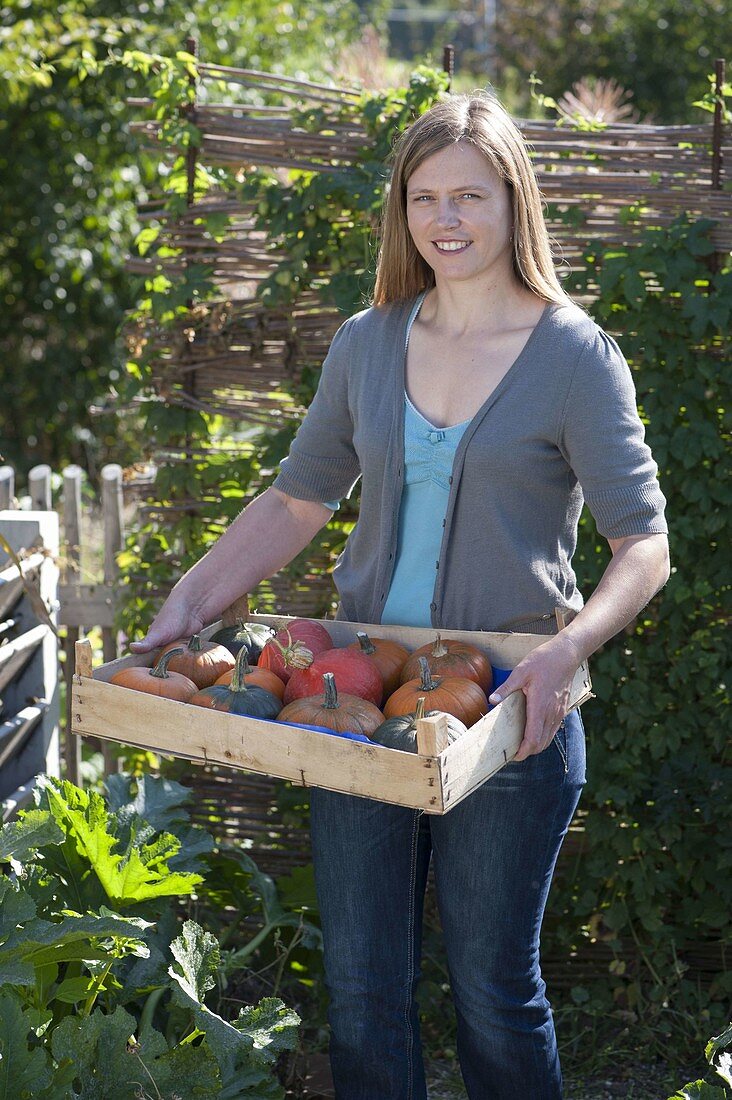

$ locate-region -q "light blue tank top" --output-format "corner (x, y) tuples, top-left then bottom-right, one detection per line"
(324, 292), (470, 628)
(381, 396), (469, 627)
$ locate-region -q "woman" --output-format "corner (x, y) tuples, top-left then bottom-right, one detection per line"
(133, 93), (669, 1098)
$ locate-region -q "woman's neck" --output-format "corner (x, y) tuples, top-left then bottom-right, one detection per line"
(423, 276), (545, 338)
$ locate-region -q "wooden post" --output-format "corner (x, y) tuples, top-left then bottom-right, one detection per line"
(28, 465), (52, 510)
(62, 465), (83, 784)
(0, 466), (14, 510)
(710, 58), (726, 275)
(416, 713), (450, 757)
(711, 58), (725, 191)
(442, 44), (455, 92)
(101, 463), (124, 773)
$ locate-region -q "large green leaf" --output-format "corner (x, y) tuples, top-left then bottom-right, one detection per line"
(51, 1005), (222, 1099)
(0, 911), (151, 986)
(0, 992), (52, 1098)
(37, 777), (203, 906)
(169, 919), (219, 1002)
(0, 811), (65, 863)
(0, 879), (36, 942)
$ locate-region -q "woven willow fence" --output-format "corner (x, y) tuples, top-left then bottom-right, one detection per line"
(124, 62), (729, 992)
(127, 60), (731, 430)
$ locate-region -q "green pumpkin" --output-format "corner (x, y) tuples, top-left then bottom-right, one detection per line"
(190, 647), (282, 719)
(209, 618), (274, 661)
(369, 697), (467, 753)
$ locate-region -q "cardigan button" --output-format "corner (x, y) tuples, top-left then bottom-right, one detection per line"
(430, 602), (437, 611)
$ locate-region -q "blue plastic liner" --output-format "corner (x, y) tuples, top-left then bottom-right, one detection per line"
(258, 716), (372, 744)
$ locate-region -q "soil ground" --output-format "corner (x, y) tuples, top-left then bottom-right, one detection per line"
(286, 1052), (702, 1098)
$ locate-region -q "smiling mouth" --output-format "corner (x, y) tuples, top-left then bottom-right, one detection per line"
(433, 240), (472, 253)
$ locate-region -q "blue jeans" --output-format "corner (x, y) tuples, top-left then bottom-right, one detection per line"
(309, 708), (586, 1100)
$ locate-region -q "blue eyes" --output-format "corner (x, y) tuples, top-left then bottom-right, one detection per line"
(412, 193), (481, 202)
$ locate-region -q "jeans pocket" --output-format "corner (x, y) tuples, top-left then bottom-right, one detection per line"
(552, 720), (569, 773)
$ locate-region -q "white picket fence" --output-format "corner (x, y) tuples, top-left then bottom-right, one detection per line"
(0, 462), (128, 811)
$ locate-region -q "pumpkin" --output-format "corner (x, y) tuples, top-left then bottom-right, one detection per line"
(400, 633), (492, 694)
(369, 696), (467, 753)
(277, 672), (384, 736)
(209, 618), (274, 662)
(283, 647), (383, 707)
(189, 646), (282, 719)
(258, 619), (333, 683)
(110, 648), (198, 701)
(384, 656), (488, 726)
(348, 631), (410, 697)
(214, 652), (285, 700)
(159, 633), (235, 689)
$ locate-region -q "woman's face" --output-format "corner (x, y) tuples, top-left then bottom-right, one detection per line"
(405, 140), (514, 288)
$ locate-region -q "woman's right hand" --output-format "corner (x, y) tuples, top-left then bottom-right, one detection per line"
(129, 599), (206, 654)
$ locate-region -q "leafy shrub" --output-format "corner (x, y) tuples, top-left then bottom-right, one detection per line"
(0, 774), (305, 1098)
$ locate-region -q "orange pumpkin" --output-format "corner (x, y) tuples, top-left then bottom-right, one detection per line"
(214, 653), (285, 700)
(159, 634), (235, 689)
(400, 634), (492, 694)
(385, 657), (488, 727)
(110, 648), (198, 701)
(348, 631), (410, 697)
(278, 672), (384, 736)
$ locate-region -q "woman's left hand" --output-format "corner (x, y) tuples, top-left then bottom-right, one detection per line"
(488, 634), (583, 760)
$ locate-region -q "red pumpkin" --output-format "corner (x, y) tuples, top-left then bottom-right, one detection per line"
(347, 632), (410, 697)
(278, 672), (384, 736)
(400, 634), (492, 694)
(258, 619), (333, 683)
(385, 657), (488, 727)
(283, 647), (383, 707)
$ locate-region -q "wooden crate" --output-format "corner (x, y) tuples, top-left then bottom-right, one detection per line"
(72, 616), (592, 815)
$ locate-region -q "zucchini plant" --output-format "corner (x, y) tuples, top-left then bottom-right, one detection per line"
(0, 774), (310, 1098)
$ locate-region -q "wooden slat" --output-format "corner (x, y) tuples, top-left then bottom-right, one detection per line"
(28, 465), (52, 511)
(57, 584), (118, 628)
(72, 678), (444, 812)
(0, 467), (14, 510)
(0, 703), (47, 771)
(0, 624), (48, 695)
(0, 553), (44, 621)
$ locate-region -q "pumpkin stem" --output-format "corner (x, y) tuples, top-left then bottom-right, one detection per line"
(417, 656), (439, 693)
(150, 648), (185, 678)
(356, 631), (376, 656)
(322, 672), (340, 709)
(221, 595), (251, 627)
(431, 633), (449, 658)
(187, 634), (204, 652)
(230, 647), (253, 693)
(415, 696), (426, 721)
(273, 630), (314, 669)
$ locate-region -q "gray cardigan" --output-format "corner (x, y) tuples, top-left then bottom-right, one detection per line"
(272, 297), (668, 634)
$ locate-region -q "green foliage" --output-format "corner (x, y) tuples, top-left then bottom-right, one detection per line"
(666, 1024), (732, 1098)
(116, 64), (448, 639)
(497, 0), (730, 122)
(545, 216), (730, 1055)
(0, 0), (367, 477)
(0, 773), (304, 1098)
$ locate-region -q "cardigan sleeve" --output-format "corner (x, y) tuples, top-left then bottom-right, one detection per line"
(558, 327), (668, 539)
(271, 317), (362, 502)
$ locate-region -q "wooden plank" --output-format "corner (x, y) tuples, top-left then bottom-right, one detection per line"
(0, 623), (48, 694)
(100, 465), (124, 773)
(0, 467), (14, 510)
(71, 678), (444, 812)
(0, 704), (47, 771)
(438, 662), (593, 812)
(57, 584), (118, 628)
(416, 714), (449, 757)
(62, 465), (83, 785)
(0, 553), (44, 621)
(28, 465), (52, 511)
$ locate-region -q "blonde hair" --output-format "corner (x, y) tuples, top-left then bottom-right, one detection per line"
(372, 92), (572, 307)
